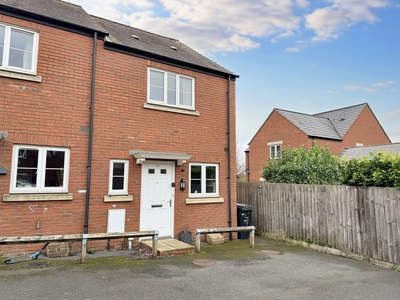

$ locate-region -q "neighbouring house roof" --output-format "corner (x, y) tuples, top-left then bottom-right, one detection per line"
(276, 109), (342, 141)
(0, 0), (237, 78)
(314, 103), (367, 137)
(248, 103), (375, 145)
(340, 143), (400, 159)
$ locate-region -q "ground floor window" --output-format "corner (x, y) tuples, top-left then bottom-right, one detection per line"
(10, 145), (70, 193)
(189, 163), (219, 198)
(108, 159), (129, 195)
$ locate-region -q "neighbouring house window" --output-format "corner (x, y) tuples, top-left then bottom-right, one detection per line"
(10, 145), (70, 193)
(148, 68), (195, 109)
(0, 24), (39, 75)
(270, 145), (282, 159)
(189, 163), (219, 197)
(108, 160), (129, 195)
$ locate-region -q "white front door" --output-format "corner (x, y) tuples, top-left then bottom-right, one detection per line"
(140, 161), (174, 237)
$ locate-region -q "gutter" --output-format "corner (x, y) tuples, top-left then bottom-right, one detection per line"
(84, 31), (97, 234)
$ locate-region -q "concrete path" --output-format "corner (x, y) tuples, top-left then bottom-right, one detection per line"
(1, 236), (400, 299)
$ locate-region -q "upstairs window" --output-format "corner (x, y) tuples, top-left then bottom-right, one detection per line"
(189, 163), (219, 198)
(148, 68), (195, 109)
(270, 144), (282, 159)
(108, 160), (129, 195)
(10, 145), (70, 194)
(0, 24), (39, 75)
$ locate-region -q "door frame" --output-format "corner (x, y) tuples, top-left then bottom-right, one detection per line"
(139, 160), (175, 237)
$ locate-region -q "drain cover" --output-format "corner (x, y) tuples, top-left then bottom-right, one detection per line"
(261, 250), (280, 255)
(192, 259), (216, 267)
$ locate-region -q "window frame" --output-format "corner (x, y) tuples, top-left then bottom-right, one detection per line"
(108, 159), (129, 196)
(147, 68), (195, 110)
(270, 144), (282, 159)
(10, 145), (70, 194)
(0, 23), (39, 75)
(189, 163), (219, 198)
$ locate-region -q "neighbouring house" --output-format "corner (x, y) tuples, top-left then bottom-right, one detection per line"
(245, 103), (391, 182)
(0, 0), (238, 254)
(340, 142), (400, 159)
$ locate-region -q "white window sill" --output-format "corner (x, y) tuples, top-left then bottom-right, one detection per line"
(0, 69), (41, 82)
(143, 103), (200, 116)
(104, 195), (133, 202)
(186, 197), (224, 204)
(3, 193), (73, 202)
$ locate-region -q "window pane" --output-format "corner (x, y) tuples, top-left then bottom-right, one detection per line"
(190, 165), (202, 194)
(112, 177), (124, 190)
(160, 169), (167, 174)
(206, 166), (216, 179)
(45, 150), (65, 187)
(113, 163), (125, 176)
(271, 146), (276, 159)
(17, 149), (38, 187)
(0, 26), (4, 66)
(167, 74), (176, 105)
(149, 70), (164, 102)
(206, 179), (216, 193)
(9, 29), (34, 69)
(179, 77), (192, 106)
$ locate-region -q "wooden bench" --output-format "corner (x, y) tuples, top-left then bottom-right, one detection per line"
(0, 230), (159, 263)
(195, 226), (256, 252)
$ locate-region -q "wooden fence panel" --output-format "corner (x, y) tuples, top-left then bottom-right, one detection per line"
(237, 182), (400, 264)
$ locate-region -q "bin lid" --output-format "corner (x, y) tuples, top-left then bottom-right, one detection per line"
(237, 203), (252, 211)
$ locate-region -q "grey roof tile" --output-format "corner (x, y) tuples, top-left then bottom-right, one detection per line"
(0, 0), (106, 32)
(276, 109), (342, 140)
(93, 16), (235, 76)
(340, 143), (400, 159)
(314, 103), (367, 137)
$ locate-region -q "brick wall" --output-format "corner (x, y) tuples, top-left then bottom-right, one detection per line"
(0, 16), (237, 253)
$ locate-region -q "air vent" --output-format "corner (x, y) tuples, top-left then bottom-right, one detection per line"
(131, 35), (139, 40)
(170, 46), (177, 50)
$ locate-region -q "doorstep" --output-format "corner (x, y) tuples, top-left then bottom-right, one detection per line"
(141, 238), (195, 256)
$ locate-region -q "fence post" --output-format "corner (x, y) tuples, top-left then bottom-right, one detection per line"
(250, 227), (255, 248)
(81, 234), (88, 264)
(195, 231), (201, 252)
(152, 231), (159, 258)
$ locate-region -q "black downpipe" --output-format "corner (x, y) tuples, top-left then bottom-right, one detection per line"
(227, 75), (232, 240)
(84, 31), (97, 234)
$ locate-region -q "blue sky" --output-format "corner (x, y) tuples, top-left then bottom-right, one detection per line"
(68, 0), (400, 157)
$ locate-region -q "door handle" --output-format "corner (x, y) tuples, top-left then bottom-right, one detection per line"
(169, 199), (172, 207)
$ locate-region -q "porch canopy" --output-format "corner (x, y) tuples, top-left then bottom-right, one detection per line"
(130, 150), (192, 166)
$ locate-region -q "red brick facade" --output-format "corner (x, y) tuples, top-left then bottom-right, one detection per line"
(246, 106), (390, 182)
(0, 14), (237, 253)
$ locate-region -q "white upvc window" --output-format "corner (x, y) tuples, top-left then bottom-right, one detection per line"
(189, 163), (219, 198)
(0, 24), (39, 75)
(108, 159), (129, 195)
(10, 145), (70, 194)
(148, 68), (195, 109)
(270, 145), (282, 159)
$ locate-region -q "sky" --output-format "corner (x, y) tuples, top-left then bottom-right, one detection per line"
(67, 0), (400, 159)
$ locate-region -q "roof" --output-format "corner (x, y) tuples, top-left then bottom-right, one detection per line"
(93, 16), (235, 77)
(0, 0), (106, 33)
(276, 109), (342, 140)
(0, 0), (236, 77)
(248, 103), (375, 145)
(314, 103), (367, 137)
(340, 143), (400, 159)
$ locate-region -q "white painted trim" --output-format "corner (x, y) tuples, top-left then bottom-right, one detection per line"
(267, 141), (283, 146)
(108, 159), (129, 195)
(130, 150), (192, 166)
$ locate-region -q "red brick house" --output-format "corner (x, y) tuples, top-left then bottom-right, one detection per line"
(0, 0), (238, 253)
(245, 103), (391, 182)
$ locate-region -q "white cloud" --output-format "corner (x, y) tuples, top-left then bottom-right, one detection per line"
(305, 0), (390, 42)
(326, 90), (339, 94)
(371, 80), (395, 87)
(68, 0), (392, 53)
(344, 85), (378, 92)
(286, 47), (300, 52)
